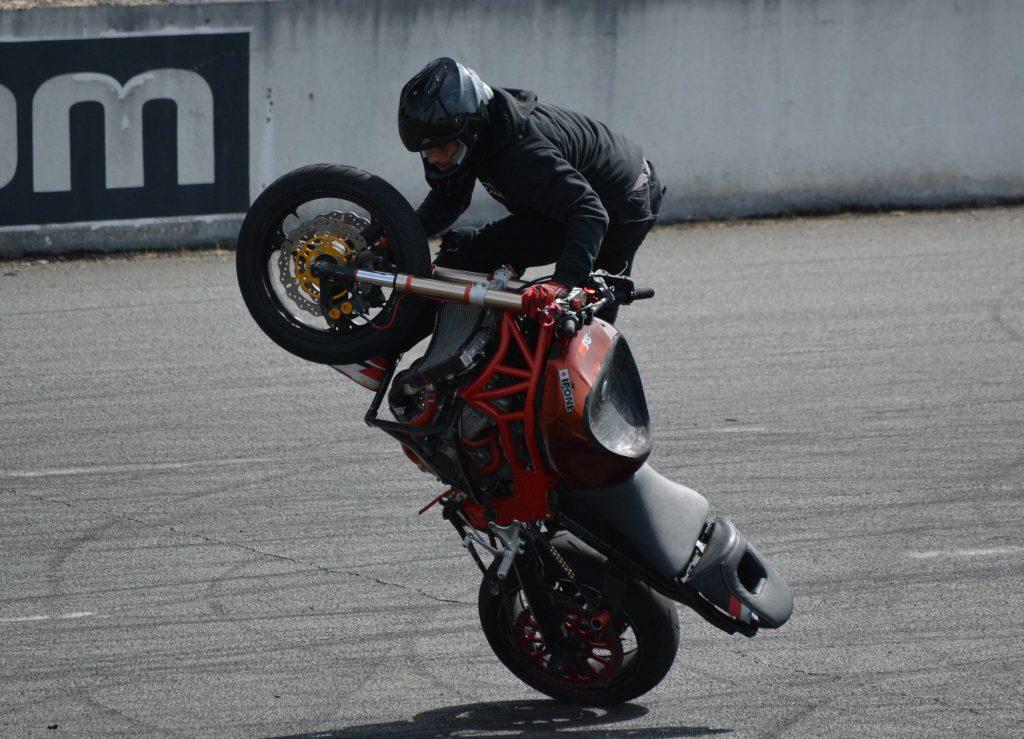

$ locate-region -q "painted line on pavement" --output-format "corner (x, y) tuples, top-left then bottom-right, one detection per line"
(0, 457), (276, 479)
(0, 611), (97, 624)
(907, 546), (1024, 559)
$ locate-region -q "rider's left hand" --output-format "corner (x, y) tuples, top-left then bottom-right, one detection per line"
(521, 282), (569, 318)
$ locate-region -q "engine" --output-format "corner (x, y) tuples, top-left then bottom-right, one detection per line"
(387, 301), (524, 502)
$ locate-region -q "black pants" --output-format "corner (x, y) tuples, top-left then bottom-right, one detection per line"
(435, 161), (663, 324)
(389, 162), (663, 356)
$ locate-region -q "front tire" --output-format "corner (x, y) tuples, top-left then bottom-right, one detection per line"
(236, 164), (431, 365)
(478, 534), (679, 705)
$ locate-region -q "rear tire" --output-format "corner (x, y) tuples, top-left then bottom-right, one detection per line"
(478, 533), (680, 705)
(236, 164), (431, 364)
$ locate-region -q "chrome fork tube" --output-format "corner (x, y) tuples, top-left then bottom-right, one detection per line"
(353, 269), (525, 312)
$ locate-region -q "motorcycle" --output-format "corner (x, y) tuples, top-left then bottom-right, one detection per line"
(236, 164), (793, 705)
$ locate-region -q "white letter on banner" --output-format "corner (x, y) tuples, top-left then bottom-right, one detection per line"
(32, 69), (215, 192)
(0, 85), (16, 189)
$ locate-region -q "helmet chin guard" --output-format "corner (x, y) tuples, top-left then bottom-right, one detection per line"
(419, 140), (471, 187)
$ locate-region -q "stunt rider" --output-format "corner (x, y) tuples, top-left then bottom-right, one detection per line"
(335, 57), (663, 390)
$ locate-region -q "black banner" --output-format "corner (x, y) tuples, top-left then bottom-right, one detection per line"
(0, 33), (249, 226)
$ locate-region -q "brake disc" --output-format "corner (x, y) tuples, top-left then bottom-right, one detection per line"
(277, 211), (375, 317)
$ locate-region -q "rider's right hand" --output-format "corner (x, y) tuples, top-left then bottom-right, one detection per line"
(521, 282), (568, 318)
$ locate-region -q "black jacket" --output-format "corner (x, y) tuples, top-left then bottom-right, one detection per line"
(415, 88), (644, 287)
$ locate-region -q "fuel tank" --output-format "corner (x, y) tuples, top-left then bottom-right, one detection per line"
(540, 320), (652, 488)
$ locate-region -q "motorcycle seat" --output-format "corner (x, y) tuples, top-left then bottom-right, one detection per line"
(558, 463), (709, 582)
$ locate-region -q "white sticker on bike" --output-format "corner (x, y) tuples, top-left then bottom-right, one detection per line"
(558, 368), (576, 413)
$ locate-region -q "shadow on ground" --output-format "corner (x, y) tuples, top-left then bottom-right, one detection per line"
(269, 699), (732, 738)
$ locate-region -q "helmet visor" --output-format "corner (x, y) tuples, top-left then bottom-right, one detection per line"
(399, 113), (467, 152)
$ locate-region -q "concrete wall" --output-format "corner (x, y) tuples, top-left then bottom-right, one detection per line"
(1, 0), (1022, 257)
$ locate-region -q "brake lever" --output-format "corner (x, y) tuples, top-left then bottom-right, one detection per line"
(587, 271), (655, 305)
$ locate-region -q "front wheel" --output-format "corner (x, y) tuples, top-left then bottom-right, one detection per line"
(478, 534), (680, 705)
(236, 164), (432, 365)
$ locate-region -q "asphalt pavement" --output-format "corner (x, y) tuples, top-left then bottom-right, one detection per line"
(1, 207), (1022, 737)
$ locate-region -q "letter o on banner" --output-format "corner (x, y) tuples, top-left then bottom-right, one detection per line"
(0, 85), (15, 189)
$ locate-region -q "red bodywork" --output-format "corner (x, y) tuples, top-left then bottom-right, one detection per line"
(539, 318), (642, 488)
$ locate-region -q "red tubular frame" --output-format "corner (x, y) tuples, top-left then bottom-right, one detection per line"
(457, 311), (556, 526)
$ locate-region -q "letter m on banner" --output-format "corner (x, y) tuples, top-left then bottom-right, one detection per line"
(33, 70), (215, 192)
(0, 33), (248, 227)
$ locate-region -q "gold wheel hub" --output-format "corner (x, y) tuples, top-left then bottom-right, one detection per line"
(293, 233), (355, 304)
(277, 210), (372, 319)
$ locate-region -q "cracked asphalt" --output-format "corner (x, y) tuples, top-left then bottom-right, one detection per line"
(1, 207), (1023, 737)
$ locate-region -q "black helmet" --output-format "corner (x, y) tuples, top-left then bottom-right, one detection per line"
(398, 58), (493, 185)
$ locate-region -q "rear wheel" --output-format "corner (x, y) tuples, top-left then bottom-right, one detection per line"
(236, 164), (431, 364)
(478, 533), (680, 705)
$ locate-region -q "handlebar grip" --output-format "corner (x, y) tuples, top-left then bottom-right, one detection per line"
(556, 315), (578, 338)
(633, 287), (656, 301)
